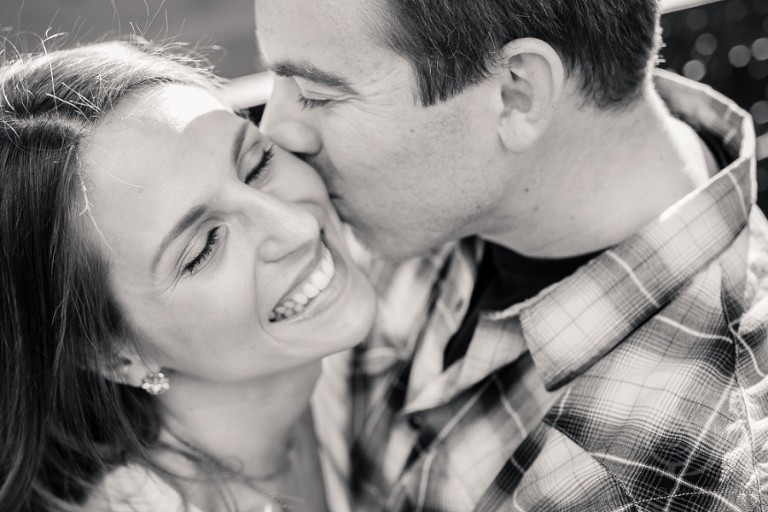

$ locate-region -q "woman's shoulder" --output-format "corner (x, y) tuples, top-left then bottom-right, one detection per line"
(83, 464), (202, 512)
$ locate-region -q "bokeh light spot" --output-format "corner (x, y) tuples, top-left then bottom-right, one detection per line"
(752, 37), (768, 60)
(729, 45), (752, 67)
(683, 60), (707, 81)
(751, 100), (768, 124)
(694, 33), (718, 56)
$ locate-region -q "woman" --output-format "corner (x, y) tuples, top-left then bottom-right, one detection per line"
(0, 39), (377, 512)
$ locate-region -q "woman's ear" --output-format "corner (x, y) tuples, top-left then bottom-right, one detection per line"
(96, 344), (159, 389)
(497, 38), (565, 154)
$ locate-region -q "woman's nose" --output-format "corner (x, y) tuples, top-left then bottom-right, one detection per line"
(254, 195), (320, 264)
(259, 78), (322, 156)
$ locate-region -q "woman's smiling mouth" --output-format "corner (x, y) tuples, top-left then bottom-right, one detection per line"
(270, 243), (335, 322)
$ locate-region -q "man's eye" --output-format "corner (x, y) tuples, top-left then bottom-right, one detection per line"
(245, 146), (275, 186)
(297, 94), (331, 110)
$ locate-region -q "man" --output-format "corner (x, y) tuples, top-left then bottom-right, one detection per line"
(255, 0), (768, 510)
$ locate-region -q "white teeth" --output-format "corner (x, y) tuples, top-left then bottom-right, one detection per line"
(271, 244), (336, 322)
(303, 283), (320, 299)
(310, 270), (331, 290)
(321, 257), (333, 276)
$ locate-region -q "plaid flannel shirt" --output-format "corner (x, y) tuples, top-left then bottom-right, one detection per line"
(322, 70), (768, 512)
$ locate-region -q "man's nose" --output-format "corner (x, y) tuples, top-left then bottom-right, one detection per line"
(260, 77), (322, 156)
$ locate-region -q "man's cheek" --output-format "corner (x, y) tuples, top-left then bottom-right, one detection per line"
(332, 106), (406, 144)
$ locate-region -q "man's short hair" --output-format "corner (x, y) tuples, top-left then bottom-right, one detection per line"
(378, 0), (661, 108)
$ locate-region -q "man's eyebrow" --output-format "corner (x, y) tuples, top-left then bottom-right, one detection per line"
(151, 205), (208, 274)
(269, 61), (358, 95)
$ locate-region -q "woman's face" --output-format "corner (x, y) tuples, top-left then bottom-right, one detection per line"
(80, 84), (376, 381)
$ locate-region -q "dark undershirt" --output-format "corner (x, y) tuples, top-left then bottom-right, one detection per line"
(442, 129), (733, 370)
(699, 129), (732, 173)
(442, 243), (600, 369)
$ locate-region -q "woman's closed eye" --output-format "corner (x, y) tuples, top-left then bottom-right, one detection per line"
(183, 227), (221, 275)
(245, 145), (275, 186)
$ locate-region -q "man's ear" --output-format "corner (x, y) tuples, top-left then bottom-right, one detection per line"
(497, 38), (565, 154)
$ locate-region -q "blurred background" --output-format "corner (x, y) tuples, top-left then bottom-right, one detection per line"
(1, 0), (765, 210)
(0, 0), (257, 78)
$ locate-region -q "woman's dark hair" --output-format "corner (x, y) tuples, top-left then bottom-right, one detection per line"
(0, 38), (220, 512)
(377, 0), (661, 108)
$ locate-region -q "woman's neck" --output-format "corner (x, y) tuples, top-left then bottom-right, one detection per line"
(156, 360), (322, 480)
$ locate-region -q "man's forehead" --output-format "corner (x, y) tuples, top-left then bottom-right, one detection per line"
(256, 0), (402, 90)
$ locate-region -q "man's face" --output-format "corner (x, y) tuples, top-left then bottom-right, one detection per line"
(256, 0), (508, 259)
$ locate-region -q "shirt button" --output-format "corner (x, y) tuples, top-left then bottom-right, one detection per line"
(454, 299), (464, 312)
(408, 414), (424, 429)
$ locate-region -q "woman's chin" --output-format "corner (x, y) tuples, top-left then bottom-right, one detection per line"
(284, 288), (376, 357)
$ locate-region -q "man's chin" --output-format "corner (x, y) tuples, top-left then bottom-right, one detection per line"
(333, 205), (443, 261)
(356, 230), (440, 262)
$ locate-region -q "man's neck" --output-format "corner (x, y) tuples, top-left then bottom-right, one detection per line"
(484, 88), (718, 258)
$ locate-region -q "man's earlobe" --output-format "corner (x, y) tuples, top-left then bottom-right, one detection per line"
(497, 38), (565, 153)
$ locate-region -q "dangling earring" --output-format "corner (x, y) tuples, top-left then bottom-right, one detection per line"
(141, 371), (170, 395)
